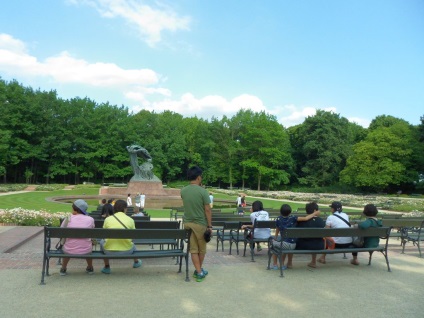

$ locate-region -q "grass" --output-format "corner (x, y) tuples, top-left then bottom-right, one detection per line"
(0, 187), (410, 218)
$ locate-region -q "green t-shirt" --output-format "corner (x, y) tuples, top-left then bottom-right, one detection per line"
(181, 184), (210, 226)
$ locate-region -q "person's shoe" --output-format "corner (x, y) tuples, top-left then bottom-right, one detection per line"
(86, 266), (94, 274)
(350, 259), (360, 266)
(101, 267), (111, 274)
(59, 268), (67, 276)
(272, 265), (279, 270)
(193, 268), (208, 278)
(195, 271), (206, 282)
(133, 260), (142, 268)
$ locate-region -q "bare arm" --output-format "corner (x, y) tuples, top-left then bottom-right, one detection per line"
(204, 204), (212, 231)
(297, 210), (320, 222)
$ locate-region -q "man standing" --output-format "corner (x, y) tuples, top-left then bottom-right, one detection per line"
(181, 166), (212, 282)
(127, 194), (132, 207)
(139, 193), (146, 211)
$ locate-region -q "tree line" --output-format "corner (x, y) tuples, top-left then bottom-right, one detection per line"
(1, 78), (423, 193)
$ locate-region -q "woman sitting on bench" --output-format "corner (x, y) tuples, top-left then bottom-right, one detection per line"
(59, 199), (95, 276)
(100, 200), (141, 274)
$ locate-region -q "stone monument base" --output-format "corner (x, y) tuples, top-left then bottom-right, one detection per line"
(99, 181), (180, 198)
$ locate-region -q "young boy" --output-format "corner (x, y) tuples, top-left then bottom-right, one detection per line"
(271, 204), (320, 269)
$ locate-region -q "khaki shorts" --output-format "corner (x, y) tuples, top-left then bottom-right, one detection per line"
(184, 222), (207, 254)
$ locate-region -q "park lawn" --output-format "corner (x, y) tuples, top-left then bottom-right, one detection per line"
(0, 188), (100, 213)
(0, 188), (359, 216)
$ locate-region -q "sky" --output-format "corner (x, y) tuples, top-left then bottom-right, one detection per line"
(0, 0), (423, 128)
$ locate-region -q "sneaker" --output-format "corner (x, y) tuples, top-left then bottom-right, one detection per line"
(272, 265), (279, 270)
(101, 267), (111, 274)
(86, 266), (94, 274)
(133, 260), (142, 268)
(195, 271), (206, 282)
(193, 268), (208, 278)
(59, 268), (67, 276)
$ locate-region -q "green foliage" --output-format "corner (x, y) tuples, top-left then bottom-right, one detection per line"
(35, 184), (66, 191)
(0, 78), (423, 194)
(0, 184), (28, 192)
(290, 110), (361, 187)
(340, 120), (419, 191)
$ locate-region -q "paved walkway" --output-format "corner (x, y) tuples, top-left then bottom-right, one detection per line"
(0, 226), (423, 318)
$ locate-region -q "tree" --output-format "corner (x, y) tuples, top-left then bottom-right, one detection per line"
(236, 110), (293, 190)
(290, 110), (357, 187)
(340, 119), (419, 192)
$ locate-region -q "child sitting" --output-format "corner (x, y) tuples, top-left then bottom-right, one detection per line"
(271, 204), (320, 270)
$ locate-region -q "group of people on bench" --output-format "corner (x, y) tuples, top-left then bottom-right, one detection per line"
(59, 199), (141, 276)
(242, 200), (382, 270)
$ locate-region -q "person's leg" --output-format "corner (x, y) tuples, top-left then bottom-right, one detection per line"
(318, 253), (326, 263)
(191, 253), (202, 273)
(351, 252), (359, 265)
(286, 254), (294, 268)
(61, 257), (70, 268)
(308, 254), (317, 268)
(59, 257), (70, 275)
(85, 258), (93, 268)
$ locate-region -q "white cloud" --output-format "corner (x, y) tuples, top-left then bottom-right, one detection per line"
(0, 33), (161, 89)
(69, 0), (191, 47)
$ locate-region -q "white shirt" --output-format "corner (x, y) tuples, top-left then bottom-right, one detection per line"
(127, 196), (132, 206)
(139, 194), (146, 207)
(326, 211), (352, 244)
(236, 196), (242, 206)
(250, 210), (271, 239)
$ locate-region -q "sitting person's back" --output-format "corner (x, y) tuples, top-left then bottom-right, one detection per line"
(100, 199), (141, 274)
(103, 201), (135, 251)
(295, 202), (326, 250)
(358, 204), (382, 248)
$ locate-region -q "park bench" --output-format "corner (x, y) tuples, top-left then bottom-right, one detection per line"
(41, 227), (191, 284)
(267, 227), (392, 277)
(381, 218), (424, 256)
(170, 207), (185, 221)
(94, 220), (181, 250)
(215, 220), (251, 254)
(243, 220), (277, 261)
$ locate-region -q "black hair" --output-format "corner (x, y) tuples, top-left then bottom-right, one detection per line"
(280, 204), (292, 217)
(101, 198), (107, 204)
(101, 203), (114, 216)
(114, 200), (128, 213)
(305, 202), (319, 214)
(251, 200), (264, 212)
(72, 204), (84, 215)
(363, 204), (378, 217)
(187, 166), (203, 181)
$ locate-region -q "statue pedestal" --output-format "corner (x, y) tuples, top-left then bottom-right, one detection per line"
(99, 181), (181, 198)
(127, 181), (168, 196)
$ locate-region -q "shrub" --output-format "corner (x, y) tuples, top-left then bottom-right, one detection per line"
(0, 208), (67, 226)
(35, 184), (66, 191)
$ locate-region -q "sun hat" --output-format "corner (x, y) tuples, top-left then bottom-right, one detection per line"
(74, 199), (88, 215)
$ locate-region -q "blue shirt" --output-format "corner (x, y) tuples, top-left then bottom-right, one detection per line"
(276, 215), (298, 243)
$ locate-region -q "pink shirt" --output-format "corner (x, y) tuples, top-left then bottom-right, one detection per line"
(61, 214), (95, 254)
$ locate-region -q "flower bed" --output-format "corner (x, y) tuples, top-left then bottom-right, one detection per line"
(0, 208), (67, 226)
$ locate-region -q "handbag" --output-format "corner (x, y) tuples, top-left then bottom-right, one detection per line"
(352, 219), (379, 247)
(55, 216), (70, 250)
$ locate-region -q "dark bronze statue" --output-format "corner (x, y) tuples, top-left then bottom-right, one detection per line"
(127, 145), (161, 181)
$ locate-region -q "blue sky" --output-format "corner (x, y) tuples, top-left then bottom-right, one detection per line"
(0, 0), (423, 127)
